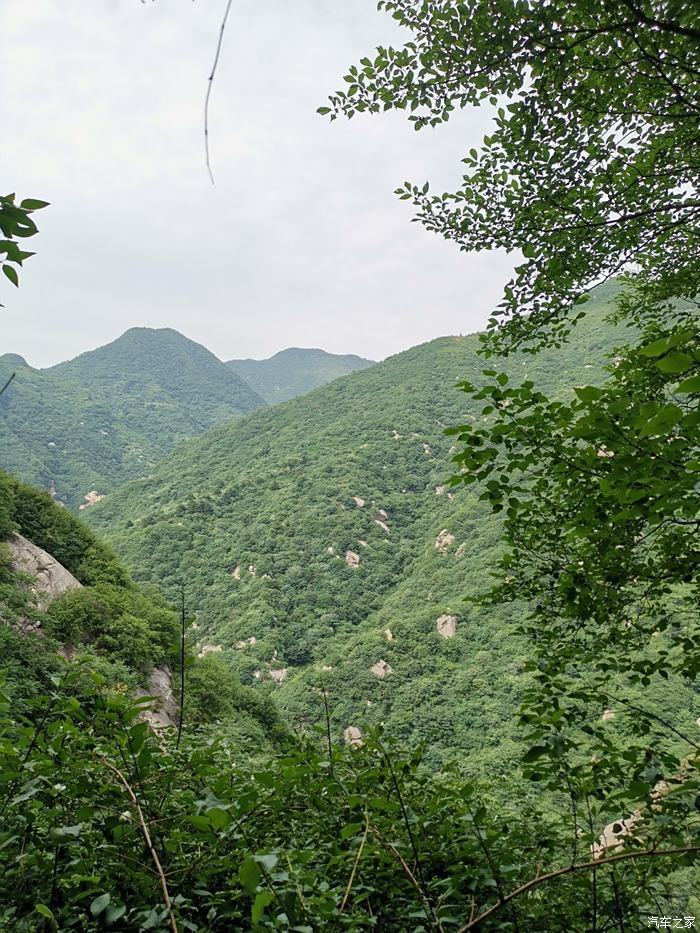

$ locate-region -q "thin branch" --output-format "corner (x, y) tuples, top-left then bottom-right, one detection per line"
(603, 691), (700, 751)
(204, 0), (234, 185)
(339, 806), (369, 913)
(0, 372), (15, 399)
(378, 740), (437, 927)
(320, 681), (333, 777)
(100, 759), (178, 933)
(456, 844), (700, 931)
(176, 586), (186, 749)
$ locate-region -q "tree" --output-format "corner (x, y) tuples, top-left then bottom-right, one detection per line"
(324, 0), (700, 923)
(0, 194), (47, 297)
(322, 0), (700, 348)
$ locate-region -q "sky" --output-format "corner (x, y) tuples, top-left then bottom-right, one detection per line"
(2, 0), (515, 368)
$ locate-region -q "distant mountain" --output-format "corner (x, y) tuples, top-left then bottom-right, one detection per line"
(87, 289), (688, 770)
(0, 328), (265, 509)
(226, 347), (375, 403)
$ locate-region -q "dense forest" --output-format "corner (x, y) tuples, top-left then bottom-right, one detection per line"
(0, 334), (372, 510)
(1, 0), (699, 930)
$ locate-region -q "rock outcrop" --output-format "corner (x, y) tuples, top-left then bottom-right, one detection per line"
(197, 643), (223, 658)
(344, 726), (363, 747)
(135, 665), (178, 731)
(6, 532), (82, 612)
(345, 550), (360, 568)
(434, 529), (455, 554)
(78, 490), (106, 510)
(436, 614), (458, 638)
(370, 659), (393, 678)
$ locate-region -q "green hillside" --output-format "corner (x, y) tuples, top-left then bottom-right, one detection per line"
(227, 347), (375, 403)
(89, 290), (698, 770)
(0, 328), (265, 509)
(0, 470), (285, 746)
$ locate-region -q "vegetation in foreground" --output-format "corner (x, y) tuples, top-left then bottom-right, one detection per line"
(1, 0), (699, 928)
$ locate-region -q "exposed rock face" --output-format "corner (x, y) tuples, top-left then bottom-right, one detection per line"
(352, 496), (365, 508)
(436, 614), (458, 638)
(78, 490), (106, 510)
(344, 726), (363, 747)
(370, 659), (393, 678)
(374, 519), (390, 534)
(435, 485), (446, 496)
(270, 667), (288, 683)
(235, 636), (257, 649)
(345, 550), (360, 568)
(197, 643), (222, 658)
(601, 708), (616, 722)
(7, 532), (82, 612)
(384, 628), (394, 641)
(135, 665), (178, 731)
(434, 529), (455, 554)
(230, 565), (241, 580)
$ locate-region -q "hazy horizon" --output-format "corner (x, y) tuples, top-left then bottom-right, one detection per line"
(2, 1), (516, 368)
(1, 320), (492, 372)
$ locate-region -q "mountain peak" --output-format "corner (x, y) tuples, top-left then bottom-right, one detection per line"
(0, 353), (30, 369)
(227, 347), (375, 403)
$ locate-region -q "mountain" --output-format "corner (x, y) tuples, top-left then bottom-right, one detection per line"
(0, 328), (265, 509)
(89, 289), (700, 772)
(226, 347), (375, 403)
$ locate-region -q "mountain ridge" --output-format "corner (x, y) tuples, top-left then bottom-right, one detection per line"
(226, 346), (375, 403)
(0, 327), (265, 508)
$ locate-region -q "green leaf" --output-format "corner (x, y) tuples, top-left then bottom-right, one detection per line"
(3, 264), (18, 287)
(90, 893), (111, 917)
(105, 904), (127, 924)
(639, 336), (672, 357)
(35, 904), (56, 920)
(207, 807), (231, 830)
(251, 890), (275, 924)
(239, 856), (261, 894)
(20, 198), (50, 210)
(254, 852), (279, 872)
(522, 745), (548, 763)
(655, 352), (693, 374)
(574, 385), (602, 402)
(49, 824), (82, 843)
(676, 373), (700, 394)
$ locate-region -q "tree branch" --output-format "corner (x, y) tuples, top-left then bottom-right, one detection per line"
(456, 844), (700, 931)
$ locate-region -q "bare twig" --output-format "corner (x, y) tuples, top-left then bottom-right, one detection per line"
(204, 0), (234, 185)
(456, 844), (700, 931)
(176, 586), (186, 749)
(100, 758), (178, 933)
(0, 372), (15, 399)
(339, 807), (369, 913)
(320, 681), (333, 776)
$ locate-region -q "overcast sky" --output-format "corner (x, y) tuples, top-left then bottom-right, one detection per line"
(2, 0), (514, 368)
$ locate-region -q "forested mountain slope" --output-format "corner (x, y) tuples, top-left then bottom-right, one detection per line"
(0, 470), (285, 746)
(0, 328), (265, 509)
(90, 291), (696, 766)
(226, 347), (375, 403)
